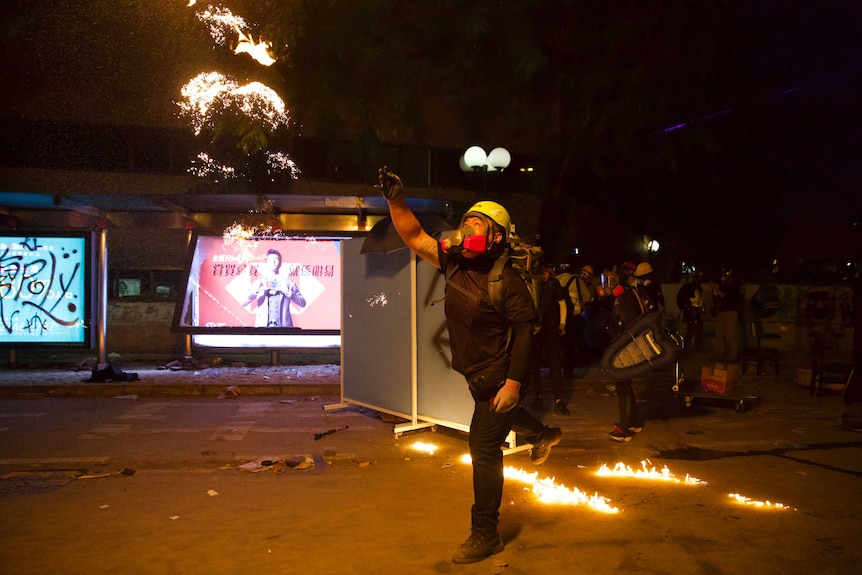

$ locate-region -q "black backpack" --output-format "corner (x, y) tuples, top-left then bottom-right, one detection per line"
(614, 287), (645, 329)
(444, 249), (540, 322)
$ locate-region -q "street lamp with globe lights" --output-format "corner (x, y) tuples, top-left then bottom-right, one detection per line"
(642, 234), (660, 262)
(460, 145), (511, 191)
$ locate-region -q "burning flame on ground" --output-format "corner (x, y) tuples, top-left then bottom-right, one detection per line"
(596, 460), (706, 485)
(411, 442), (438, 455)
(459, 455), (617, 513)
(505, 467), (619, 514)
(729, 493), (796, 510)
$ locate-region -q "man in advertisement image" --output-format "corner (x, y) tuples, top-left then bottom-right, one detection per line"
(243, 248), (306, 327)
(188, 236), (340, 331)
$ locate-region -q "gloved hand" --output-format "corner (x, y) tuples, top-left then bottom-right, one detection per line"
(376, 166), (404, 201)
(491, 380), (521, 413)
(558, 323), (566, 336)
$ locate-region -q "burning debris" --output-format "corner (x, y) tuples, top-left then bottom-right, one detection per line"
(505, 467), (619, 514)
(410, 442), (438, 455)
(596, 460), (706, 485)
(176, 2), (298, 186)
(728, 493), (796, 510)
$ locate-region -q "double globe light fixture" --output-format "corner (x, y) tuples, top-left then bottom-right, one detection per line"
(459, 145), (511, 173)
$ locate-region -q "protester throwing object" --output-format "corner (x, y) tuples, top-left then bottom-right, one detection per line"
(376, 166), (562, 564)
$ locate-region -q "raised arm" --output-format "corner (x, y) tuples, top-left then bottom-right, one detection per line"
(377, 167), (440, 268)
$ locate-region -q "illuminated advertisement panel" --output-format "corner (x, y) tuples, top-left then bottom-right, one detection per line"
(176, 235), (341, 333)
(0, 235), (90, 345)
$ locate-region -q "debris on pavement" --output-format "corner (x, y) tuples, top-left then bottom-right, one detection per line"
(79, 468), (136, 479)
(314, 425), (348, 440)
(238, 455), (316, 473)
(217, 386), (240, 399)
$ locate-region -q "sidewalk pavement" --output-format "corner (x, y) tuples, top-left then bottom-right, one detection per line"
(2, 348), (862, 574)
(1, 347), (859, 428)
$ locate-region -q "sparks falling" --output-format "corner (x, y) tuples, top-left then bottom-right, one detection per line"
(188, 152), (237, 179)
(196, 5), (248, 46)
(178, 71), (289, 136)
(193, 4), (277, 66)
(596, 460), (706, 485)
(266, 151), (301, 179)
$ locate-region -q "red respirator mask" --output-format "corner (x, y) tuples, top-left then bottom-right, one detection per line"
(440, 225), (488, 255)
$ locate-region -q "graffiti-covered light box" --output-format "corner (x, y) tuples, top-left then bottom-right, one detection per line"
(0, 235), (91, 345)
(174, 235), (342, 344)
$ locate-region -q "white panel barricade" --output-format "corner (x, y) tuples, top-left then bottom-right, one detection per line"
(415, 256), (473, 431)
(337, 238), (416, 422)
(334, 238), (476, 436)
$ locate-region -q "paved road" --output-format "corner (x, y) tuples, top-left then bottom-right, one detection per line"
(1, 370), (861, 575)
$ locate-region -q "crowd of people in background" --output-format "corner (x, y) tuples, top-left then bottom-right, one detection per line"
(529, 256), (672, 440)
(529, 254), (862, 436)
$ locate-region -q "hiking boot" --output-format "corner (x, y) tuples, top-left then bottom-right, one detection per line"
(530, 426), (562, 464)
(452, 532), (504, 564)
(609, 425), (632, 442)
(553, 400), (570, 416)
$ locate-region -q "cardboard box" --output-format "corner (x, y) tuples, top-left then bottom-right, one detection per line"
(700, 363), (740, 394)
(797, 367), (812, 388)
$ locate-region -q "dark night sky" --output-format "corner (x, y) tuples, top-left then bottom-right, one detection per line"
(1, 1), (861, 277)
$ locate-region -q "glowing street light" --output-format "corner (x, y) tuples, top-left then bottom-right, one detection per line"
(642, 234), (660, 255)
(460, 145), (511, 172)
(460, 145), (511, 191)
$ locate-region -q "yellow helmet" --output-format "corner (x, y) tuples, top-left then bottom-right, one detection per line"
(634, 262), (653, 277)
(463, 201), (511, 240)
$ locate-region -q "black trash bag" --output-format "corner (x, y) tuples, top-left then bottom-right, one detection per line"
(84, 363), (140, 383)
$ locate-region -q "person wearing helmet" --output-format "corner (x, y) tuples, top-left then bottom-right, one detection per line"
(633, 261), (665, 312)
(529, 263), (569, 416)
(604, 262), (669, 442)
(377, 166), (561, 564)
(555, 260), (595, 374)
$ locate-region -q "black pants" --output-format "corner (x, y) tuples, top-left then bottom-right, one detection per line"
(616, 379), (639, 430)
(683, 309), (703, 352)
(563, 314), (589, 374)
(466, 372), (545, 535)
(531, 326), (564, 400)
